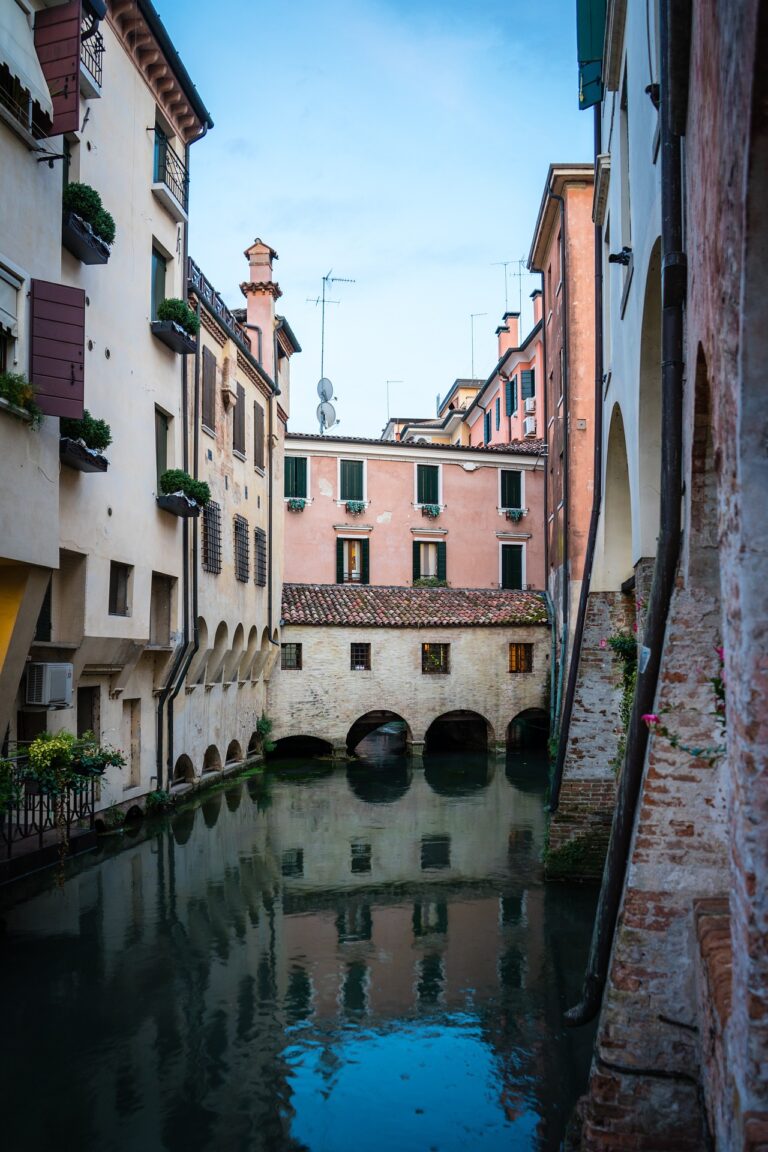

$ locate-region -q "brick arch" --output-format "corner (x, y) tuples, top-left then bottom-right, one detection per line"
(346, 710), (413, 754)
(423, 709), (494, 753)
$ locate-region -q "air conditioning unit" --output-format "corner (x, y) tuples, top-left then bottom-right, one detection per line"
(524, 397), (536, 415)
(523, 416), (537, 437)
(26, 663), (73, 708)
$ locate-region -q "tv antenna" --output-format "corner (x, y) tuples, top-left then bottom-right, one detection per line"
(306, 269), (355, 380)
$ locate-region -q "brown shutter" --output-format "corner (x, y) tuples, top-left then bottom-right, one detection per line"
(30, 279), (85, 418)
(202, 346), (216, 430)
(34, 0), (82, 138)
(234, 382), (245, 454)
(253, 401), (265, 469)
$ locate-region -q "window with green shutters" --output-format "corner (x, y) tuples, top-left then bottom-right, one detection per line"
(495, 397), (501, 430)
(500, 470), (522, 509)
(483, 410), (492, 444)
(501, 544), (524, 589)
(413, 540), (446, 583)
(521, 369), (535, 400)
(337, 537), (369, 584)
(284, 456), (308, 498)
(416, 464), (439, 506)
(340, 459), (364, 501)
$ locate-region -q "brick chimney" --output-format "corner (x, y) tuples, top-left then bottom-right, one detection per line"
(495, 311), (520, 359)
(531, 288), (543, 326)
(241, 238), (281, 378)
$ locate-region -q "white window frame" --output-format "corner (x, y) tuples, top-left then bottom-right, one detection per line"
(337, 456), (367, 504)
(497, 467), (526, 513)
(284, 454), (311, 501)
(342, 537), (364, 583)
(413, 461), (442, 507)
(498, 541), (527, 589)
(414, 539), (439, 577)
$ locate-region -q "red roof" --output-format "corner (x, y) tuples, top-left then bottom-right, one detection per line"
(285, 432), (546, 457)
(281, 584), (548, 628)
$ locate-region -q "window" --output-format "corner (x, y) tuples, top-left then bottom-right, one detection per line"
(422, 642), (449, 675)
(254, 528), (267, 586)
(509, 643), (534, 673)
(420, 835), (451, 870)
(284, 456), (308, 498)
(337, 538), (369, 584)
(416, 463), (439, 505)
(281, 848), (304, 877)
(340, 459), (364, 501)
(0, 266), (20, 373)
(202, 500), (222, 574)
(234, 514), (249, 581)
(412, 540), (446, 581)
(337, 905), (373, 943)
(501, 544), (524, 589)
(281, 643), (302, 670)
(150, 573), (174, 646)
(350, 843), (371, 873)
(150, 246), (166, 320)
(233, 382), (246, 456)
(35, 579), (52, 642)
(350, 643), (371, 671)
(501, 470), (522, 509)
(484, 410), (492, 444)
(505, 375), (518, 417)
(495, 397), (501, 430)
(253, 401), (265, 470)
(108, 562), (132, 617)
(202, 346), (216, 431)
(521, 369), (535, 400)
(413, 901), (448, 936)
(155, 407), (168, 485)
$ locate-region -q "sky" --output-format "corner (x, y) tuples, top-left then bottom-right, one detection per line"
(160, 0), (593, 437)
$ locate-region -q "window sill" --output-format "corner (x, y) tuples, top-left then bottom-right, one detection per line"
(0, 396), (33, 424)
(233, 449), (247, 462)
(202, 424), (215, 439)
(253, 465), (265, 477)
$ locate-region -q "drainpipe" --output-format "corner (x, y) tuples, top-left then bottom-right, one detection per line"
(550, 106), (604, 810)
(565, 0), (685, 1025)
(268, 323), (283, 652)
(550, 191), (570, 742)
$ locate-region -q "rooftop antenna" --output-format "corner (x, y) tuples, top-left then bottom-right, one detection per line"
(512, 257), (528, 324)
(470, 312), (487, 382)
(306, 269), (355, 380)
(491, 260), (514, 312)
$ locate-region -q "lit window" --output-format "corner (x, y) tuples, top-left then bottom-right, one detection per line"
(281, 643), (302, 670)
(350, 643), (371, 670)
(422, 643), (449, 675)
(509, 643), (534, 673)
(338, 538), (369, 584)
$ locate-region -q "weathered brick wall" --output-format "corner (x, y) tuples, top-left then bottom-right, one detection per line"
(546, 591), (632, 879)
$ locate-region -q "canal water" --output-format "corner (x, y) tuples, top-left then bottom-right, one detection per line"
(0, 751), (596, 1152)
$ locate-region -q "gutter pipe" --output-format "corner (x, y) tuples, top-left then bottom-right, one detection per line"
(565, 0), (686, 1025)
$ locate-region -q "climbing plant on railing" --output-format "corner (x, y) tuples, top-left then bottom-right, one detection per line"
(643, 645), (726, 763)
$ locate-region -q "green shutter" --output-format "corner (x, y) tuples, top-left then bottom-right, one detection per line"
(417, 465), (438, 505)
(436, 541), (446, 581)
(340, 459), (363, 501)
(336, 538), (344, 583)
(361, 539), (369, 585)
(512, 376), (518, 413)
(521, 369), (535, 399)
(413, 541), (421, 580)
(576, 0), (606, 110)
(284, 457), (294, 497)
(505, 378), (513, 417)
(495, 398), (500, 430)
(501, 470), (522, 508)
(285, 457), (307, 498)
(501, 544), (523, 589)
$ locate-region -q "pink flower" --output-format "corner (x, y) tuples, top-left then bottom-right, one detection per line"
(632, 621), (638, 633)
(599, 638), (607, 649)
(642, 713), (660, 727)
(714, 646), (724, 660)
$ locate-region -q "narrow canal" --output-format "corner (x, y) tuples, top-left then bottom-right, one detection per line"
(0, 751), (596, 1152)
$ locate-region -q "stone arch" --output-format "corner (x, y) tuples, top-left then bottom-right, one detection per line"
(270, 734), (333, 758)
(347, 760), (412, 804)
(250, 626), (272, 682)
(346, 710), (412, 755)
(637, 238), (662, 558)
(506, 708), (550, 750)
(239, 625), (259, 680)
(225, 739), (243, 765)
(206, 622), (229, 685)
(223, 623), (245, 683)
(202, 744), (222, 773)
(263, 628), (280, 682)
(186, 616), (209, 685)
(603, 404), (633, 588)
(173, 753), (195, 783)
(423, 710), (494, 753)
(201, 791), (222, 829)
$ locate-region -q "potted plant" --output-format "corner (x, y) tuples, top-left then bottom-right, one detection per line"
(421, 503), (441, 519)
(286, 497), (307, 512)
(59, 409), (112, 473)
(157, 468), (211, 517)
(345, 500), (366, 516)
(151, 298), (199, 353)
(0, 371), (42, 427)
(505, 507), (526, 522)
(62, 182), (115, 265)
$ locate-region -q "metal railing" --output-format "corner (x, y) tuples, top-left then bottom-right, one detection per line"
(187, 257), (253, 353)
(80, 18), (104, 89)
(153, 128), (189, 212)
(1, 756), (96, 859)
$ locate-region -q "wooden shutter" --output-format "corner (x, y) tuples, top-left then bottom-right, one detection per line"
(29, 279), (84, 418)
(436, 542), (447, 581)
(484, 411), (491, 444)
(361, 539), (369, 585)
(34, 0), (81, 137)
(284, 456), (295, 497)
(502, 544), (523, 589)
(202, 346), (216, 430)
(295, 456), (307, 497)
(501, 470), (522, 508)
(512, 376), (518, 412)
(412, 541), (421, 580)
(253, 401), (265, 469)
(417, 464), (438, 505)
(521, 369), (535, 399)
(340, 460), (363, 501)
(495, 398), (500, 430)
(233, 382), (245, 454)
(336, 538), (344, 584)
(505, 378), (513, 417)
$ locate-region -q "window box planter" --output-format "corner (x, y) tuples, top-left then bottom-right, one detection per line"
(345, 500), (366, 516)
(59, 437), (108, 473)
(62, 210), (111, 265)
(287, 498), (307, 512)
(156, 492), (201, 518)
(420, 504), (442, 520)
(505, 507), (527, 522)
(150, 321), (197, 355)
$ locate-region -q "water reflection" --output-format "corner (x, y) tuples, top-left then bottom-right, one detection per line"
(0, 752), (595, 1152)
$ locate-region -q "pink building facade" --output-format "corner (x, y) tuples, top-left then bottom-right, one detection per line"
(282, 434), (545, 591)
(464, 303), (545, 449)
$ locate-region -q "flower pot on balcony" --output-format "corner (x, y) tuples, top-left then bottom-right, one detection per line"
(59, 437), (108, 473)
(62, 210), (111, 265)
(420, 504), (441, 519)
(287, 498), (307, 512)
(156, 492), (201, 518)
(505, 508), (526, 522)
(150, 321), (197, 355)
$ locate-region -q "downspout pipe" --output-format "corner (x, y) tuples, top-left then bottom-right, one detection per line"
(550, 105), (604, 810)
(267, 323), (282, 651)
(550, 191), (570, 743)
(565, 0), (685, 1025)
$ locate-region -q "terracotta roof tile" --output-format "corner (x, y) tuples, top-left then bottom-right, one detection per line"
(282, 583), (548, 628)
(285, 432), (546, 456)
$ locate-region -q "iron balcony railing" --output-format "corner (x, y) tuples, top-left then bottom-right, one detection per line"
(154, 128), (189, 212)
(0, 754), (96, 859)
(187, 257), (253, 353)
(80, 18), (104, 89)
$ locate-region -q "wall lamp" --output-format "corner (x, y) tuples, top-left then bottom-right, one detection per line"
(608, 246), (633, 266)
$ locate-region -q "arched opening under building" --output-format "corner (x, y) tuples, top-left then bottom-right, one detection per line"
(507, 708), (549, 750)
(203, 744), (222, 774)
(506, 708), (551, 794)
(347, 760), (412, 805)
(172, 754), (195, 784)
(268, 735), (334, 760)
(424, 710), (493, 754)
(346, 711), (411, 757)
(603, 404), (634, 588)
(225, 739), (243, 765)
(172, 806), (196, 846)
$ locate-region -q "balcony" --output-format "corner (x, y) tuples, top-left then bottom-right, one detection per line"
(79, 18), (104, 99)
(152, 129), (189, 221)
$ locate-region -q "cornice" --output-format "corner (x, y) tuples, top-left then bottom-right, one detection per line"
(240, 281), (283, 300)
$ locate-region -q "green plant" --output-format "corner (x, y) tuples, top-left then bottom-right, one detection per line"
(604, 629), (638, 776)
(60, 409), (112, 451)
(0, 759), (21, 817)
(0, 371), (42, 427)
(145, 789), (174, 813)
(27, 730), (125, 793)
(62, 182), (116, 245)
(413, 577), (448, 588)
(642, 645), (726, 763)
(345, 500), (366, 516)
(156, 297), (200, 336)
(159, 469), (211, 506)
(505, 507), (525, 522)
(287, 497), (306, 512)
(99, 805), (126, 831)
(421, 503), (441, 519)
(255, 714), (276, 753)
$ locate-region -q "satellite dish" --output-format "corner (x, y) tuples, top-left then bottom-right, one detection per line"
(316, 401), (337, 432)
(317, 377), (334, 401)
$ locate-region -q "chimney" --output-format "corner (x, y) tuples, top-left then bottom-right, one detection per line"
(241, 237), (281, 378)
(531, 288), (543, 325)
(495, 311), (520, 358)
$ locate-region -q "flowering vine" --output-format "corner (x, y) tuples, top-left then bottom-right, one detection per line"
(642, 645), (726, 763)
